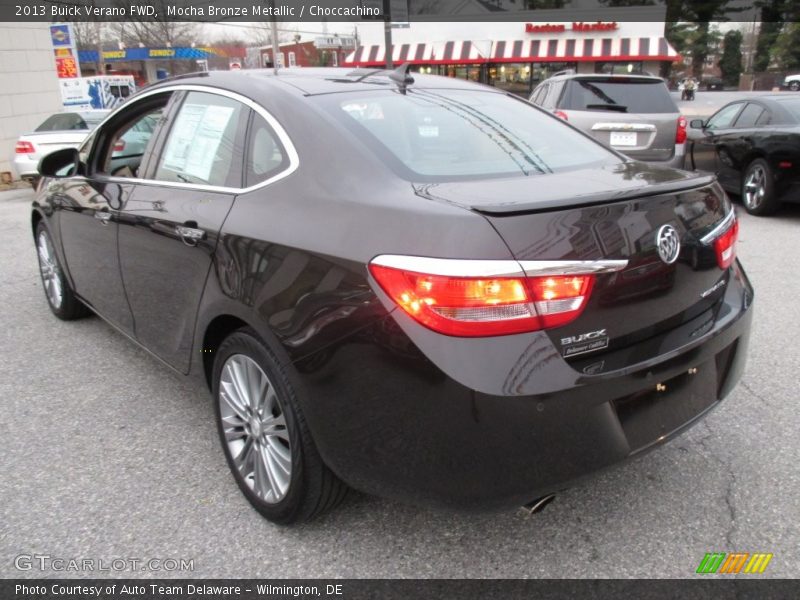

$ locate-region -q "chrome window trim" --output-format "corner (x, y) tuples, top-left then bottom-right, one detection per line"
(699, 209), (736, 245)
(370, 255), (629, 278)
(88, 83), (299, 194)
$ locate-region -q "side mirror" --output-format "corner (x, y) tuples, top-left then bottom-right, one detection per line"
(690, 119), (705, 130)
(38, 147), (82, 178)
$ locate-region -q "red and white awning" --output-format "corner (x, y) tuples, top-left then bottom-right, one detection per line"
(344, 37), (679, 67)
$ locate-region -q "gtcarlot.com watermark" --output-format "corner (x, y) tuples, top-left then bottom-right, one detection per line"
(14, 553), (194, 573)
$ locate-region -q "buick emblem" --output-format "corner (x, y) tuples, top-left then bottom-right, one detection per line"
(656, 224), (680, 264)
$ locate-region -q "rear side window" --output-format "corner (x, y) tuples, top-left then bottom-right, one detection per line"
(36, 113), (89, 131)
(322, 89), (616, 181)
(245, 113), (289, 187)
(155, 91), (247, 187)
(560, 78), (677, 113)
(734, 103), (765, 128)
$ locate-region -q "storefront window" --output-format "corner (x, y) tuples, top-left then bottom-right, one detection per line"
(595, 61), (646, 75)
(488, 63), (531, 96)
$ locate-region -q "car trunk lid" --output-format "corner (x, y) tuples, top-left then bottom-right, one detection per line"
(415, 163), (733, 359)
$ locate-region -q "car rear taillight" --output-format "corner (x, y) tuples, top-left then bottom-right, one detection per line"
(369, 260), (596, 337)
(15, 141), (35, 154)
(113, 140), (126, 153)
(713, 217), (739, 270)
(554, 110), (569, 121)
(675, 115), (687, 144)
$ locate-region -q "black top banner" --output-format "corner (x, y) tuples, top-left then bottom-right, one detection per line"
(0, 0), (769, 23)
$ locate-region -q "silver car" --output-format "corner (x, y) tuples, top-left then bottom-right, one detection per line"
(529, 71), (686, 169)
(13, 111), (108, 185)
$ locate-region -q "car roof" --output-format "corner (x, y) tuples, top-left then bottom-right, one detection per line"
(146, 68), (495, 98)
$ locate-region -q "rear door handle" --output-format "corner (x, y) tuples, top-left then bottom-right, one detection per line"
(175, 224), (206, 244)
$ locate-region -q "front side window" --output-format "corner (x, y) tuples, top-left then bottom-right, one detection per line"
(706, 103), (743, 130)
(155, 91), (247, 187)
(322, 89), (616, 181)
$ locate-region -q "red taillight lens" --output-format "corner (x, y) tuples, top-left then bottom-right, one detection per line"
(713, 217), (739, 269)
(113, 139), (126, 153)
(369, 264), (594, 337)
(15, 141), (35, 154)
(554, 110), (569, 121)
(675, 115), (687, 144)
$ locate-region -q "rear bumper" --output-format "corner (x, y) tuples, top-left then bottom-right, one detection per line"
(12, 155), (39, 180)
(296, 260), (753, 510)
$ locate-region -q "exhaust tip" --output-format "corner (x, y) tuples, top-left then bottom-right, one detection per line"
(522, 493), (556, 515)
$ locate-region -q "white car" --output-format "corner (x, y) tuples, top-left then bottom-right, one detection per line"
(12, 111), (108, 185)
(784, 74), (800, 91)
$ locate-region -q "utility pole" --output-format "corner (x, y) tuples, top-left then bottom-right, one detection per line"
(383, 0), (393, 69)
(270, 0), (280, 74)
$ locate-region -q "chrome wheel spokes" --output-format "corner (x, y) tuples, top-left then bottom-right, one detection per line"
(219, 354), (291, 503)
(744, 166), (766, 209)
(37, 231), (63, 309)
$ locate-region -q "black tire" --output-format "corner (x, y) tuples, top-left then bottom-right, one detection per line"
(790, 81), (800, 92)
(34, 222), (90, 320)
(212, 328), (348, 524)
(741, 158), (781, 216)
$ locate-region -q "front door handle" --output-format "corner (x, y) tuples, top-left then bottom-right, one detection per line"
(94, 211), (112, 225)
(175, 223), (206, 245)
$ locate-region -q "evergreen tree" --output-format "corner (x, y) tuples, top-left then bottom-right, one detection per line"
(720, 30), (743, 86)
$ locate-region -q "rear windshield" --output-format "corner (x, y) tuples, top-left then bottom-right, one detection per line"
(561, 78), (677, 114)
(774, 98), (800, 123)
(36, 113), (90, 131)
(318, 89), (616, 181)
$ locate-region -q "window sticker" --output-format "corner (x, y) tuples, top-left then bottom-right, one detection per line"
(161, 103), (235, 183)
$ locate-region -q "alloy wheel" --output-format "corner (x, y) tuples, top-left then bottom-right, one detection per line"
(37, 230), (63, 309)
(743, 165), (766, 210)
(218, 354), (292, 504)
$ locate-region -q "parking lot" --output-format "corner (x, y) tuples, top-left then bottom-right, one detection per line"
(0, 184), (798, 579)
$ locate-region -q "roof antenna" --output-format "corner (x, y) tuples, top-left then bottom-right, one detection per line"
(388, 63), (414, 94)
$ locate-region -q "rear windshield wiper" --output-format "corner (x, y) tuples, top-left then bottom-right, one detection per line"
(585, 104), (629, 113)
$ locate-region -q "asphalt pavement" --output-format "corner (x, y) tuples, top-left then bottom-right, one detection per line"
(1, 182), (798, 579)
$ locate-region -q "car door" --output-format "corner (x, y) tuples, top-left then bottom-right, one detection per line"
(690, 102), (744, 173)
(53, 103), (167, 333)
(718, 102), (768, 189)
(116, 89), (250, 373)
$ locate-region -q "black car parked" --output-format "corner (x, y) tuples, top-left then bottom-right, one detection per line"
(32, 69), (752, 524)
(687, 94), (800, 215)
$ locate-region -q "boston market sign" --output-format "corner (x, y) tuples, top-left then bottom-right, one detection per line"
(525, 22), (619, 34)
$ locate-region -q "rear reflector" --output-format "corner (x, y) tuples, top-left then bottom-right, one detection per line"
(676, 115), (687, 144)
(369, 261), (596, 337)
(15, 141), (35, 154)
(713, 217), (739, 270)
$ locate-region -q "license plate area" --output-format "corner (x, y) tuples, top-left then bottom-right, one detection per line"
(613, 361), (717, 452)
(609, 131), (638, 146)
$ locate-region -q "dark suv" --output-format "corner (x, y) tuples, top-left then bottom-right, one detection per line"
(529, 71), (686, 168)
